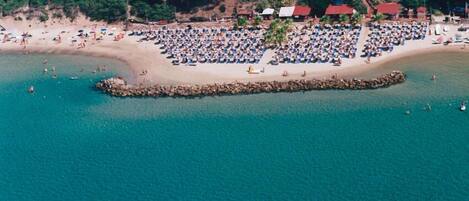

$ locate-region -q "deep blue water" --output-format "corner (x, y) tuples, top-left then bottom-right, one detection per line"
(0, 53), (468, 201)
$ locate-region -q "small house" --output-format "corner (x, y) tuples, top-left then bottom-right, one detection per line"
(261, 8), (275, 20)
(279, 6), (295, 18)
(325, 4), (356, 17)
(237, 9), (254, 20)
(417, 7), (427, 20)
(376, 2), (401, 20)
(292, 6), (312, 21)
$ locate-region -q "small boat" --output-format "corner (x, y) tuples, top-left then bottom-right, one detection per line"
(425, 103), (432, 111)
(461, 102), (466, 111)
(28, 85), (34, 93)
(69, 76), (79, 80)
(431, 73), (437, 81)
(43, 68), (48, 73)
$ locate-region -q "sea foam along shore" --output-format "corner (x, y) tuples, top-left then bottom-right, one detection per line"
(96, 71), (406, 98)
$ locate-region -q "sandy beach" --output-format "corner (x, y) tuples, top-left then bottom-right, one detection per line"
(1, 16), (468, 85)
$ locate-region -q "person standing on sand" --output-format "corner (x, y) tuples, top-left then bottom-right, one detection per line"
(21, 38), (27, 49)
(20, 37), (25, 46)
(20, 33), (28, 49)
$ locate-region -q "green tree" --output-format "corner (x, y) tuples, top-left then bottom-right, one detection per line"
(372, 13), (385, 23)
(150, 3), (176, 21)
(81, 0), (127, 22)
(265, 19), (292, 47)
(351, 12), (362, 24)
(298, 0), (329, 16)
(219, 4), (225, 13)
(132, 0), (153, 21)
(283, 18), (293, 31)
(252, 15), (262, 27)
(255, 0), (269, 13)
(346, 0), (367, 14)
(319, 15), (331, 24)
(401, 0), (425, 9)
(131, 0), (176, 22)
(237, 16), (248, 28)
(339, 14), (350, 24)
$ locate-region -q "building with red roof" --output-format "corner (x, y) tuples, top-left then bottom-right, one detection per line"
(417, 6), (427, 20)
(293, 6), (311, 17)
(292, 5), (312, 21)
(417, 6), (427, 14)
(376, 2), (401, 19)
(325, 4), (355, 16)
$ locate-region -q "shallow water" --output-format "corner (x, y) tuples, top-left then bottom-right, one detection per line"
(0, 53), (468, 201)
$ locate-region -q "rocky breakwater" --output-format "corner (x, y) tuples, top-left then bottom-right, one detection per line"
(96, 71), (406, 98)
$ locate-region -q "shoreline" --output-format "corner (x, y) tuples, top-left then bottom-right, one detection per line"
(334, 45), (469, 78)
(1, 18), (468, 85)
(3, 42), (466, 82)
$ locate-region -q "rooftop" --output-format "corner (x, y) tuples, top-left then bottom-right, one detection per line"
(279, 6), (295, 17)
(237, 9), (254, 16)
(417, 6), (427, 13)
(376, 2), (401, 15)
(293, 6), (312, 16)
(325, 4), (355, 15)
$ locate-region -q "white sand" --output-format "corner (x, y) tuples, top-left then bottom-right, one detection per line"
(1, 17), (468, 85)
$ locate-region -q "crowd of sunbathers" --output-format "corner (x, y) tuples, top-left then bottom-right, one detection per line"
(130, 26), (266, 65)
(128, 22), (431, 65)
(271, 24), (361, 65)
(363, 22), (428, 58)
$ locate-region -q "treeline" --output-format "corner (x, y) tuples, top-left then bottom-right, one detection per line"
(0, 0), (467, 22)
(0, 0), (208, 22)
(0, 0), (128, 21)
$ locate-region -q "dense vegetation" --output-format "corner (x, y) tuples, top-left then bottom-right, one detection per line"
(0, 0), (179, 22)
(0, 0), (467, 22)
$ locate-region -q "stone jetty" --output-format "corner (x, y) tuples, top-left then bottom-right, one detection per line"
(96, 71), (406, 98)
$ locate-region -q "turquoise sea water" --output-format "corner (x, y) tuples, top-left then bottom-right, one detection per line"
(0, 53), (468, 201)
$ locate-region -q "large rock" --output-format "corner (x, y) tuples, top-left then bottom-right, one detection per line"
(96, 71), (407, 98)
